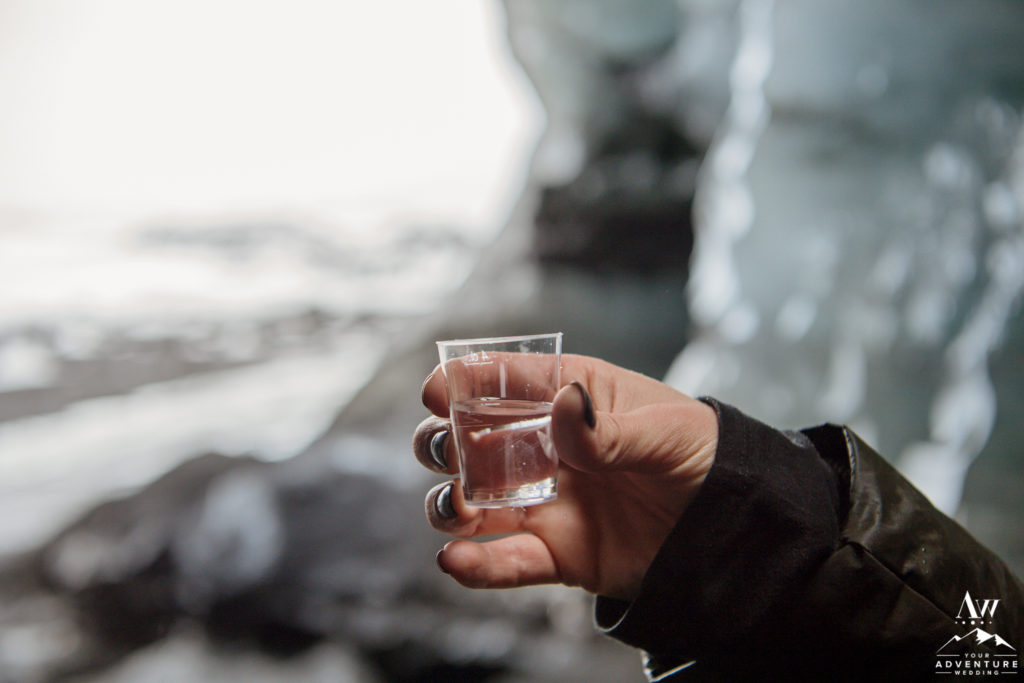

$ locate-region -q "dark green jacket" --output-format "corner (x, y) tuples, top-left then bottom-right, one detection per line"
(597, 399), (1024, 681)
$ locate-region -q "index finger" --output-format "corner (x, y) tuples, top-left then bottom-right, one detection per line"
(421, 364), (449, 417)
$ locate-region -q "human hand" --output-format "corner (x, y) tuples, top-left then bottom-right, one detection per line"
(412, 353), (718, 601)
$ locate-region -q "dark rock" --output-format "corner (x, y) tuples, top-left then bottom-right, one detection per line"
(15, 451), (641, 682)
(499, 0), (736, 272)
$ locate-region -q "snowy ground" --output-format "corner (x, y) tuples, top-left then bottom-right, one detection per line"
(0, 0), (542, 558)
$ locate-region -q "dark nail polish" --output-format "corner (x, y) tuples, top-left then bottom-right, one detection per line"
(436, 549), (450, 574)
(570, 381), (596, 429)
(429, 430), (449, 470)
(435, 482), (456, 519)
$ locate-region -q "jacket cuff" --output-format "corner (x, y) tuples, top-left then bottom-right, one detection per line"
(595, 398), (843, 659)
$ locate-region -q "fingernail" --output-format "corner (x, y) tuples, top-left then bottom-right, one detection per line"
(429, 430), (449, 470)
(435, 481), (456, 519)
(436, 548), (450, 574)
(570, 381), (596, 429)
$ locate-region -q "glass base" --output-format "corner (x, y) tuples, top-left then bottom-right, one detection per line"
(464, 478), (557, 508)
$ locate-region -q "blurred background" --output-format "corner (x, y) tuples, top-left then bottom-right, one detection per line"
(1, 0), (1021, 681)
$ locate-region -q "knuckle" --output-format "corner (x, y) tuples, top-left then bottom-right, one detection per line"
(600, 415), (628, 467)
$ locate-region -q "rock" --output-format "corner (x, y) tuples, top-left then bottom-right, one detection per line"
(10, 451), (643, 682)
(502, 0), (734, 272)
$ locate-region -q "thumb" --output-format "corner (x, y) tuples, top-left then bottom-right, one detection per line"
(551, 382), (718, 476)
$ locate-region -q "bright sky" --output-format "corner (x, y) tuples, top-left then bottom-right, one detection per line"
(0, 0), (542, 226)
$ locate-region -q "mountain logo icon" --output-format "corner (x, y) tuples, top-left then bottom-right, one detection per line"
(937, 627), (1017, 655)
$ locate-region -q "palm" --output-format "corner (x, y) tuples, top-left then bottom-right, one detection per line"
(520, 467), (692, 597)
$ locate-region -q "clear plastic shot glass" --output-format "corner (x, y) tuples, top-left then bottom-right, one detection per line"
(436, 333), (562, 508)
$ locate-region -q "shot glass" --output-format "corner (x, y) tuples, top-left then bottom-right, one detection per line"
(436, 333), (562, 508)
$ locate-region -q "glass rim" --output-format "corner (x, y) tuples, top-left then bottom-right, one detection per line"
(436, 332), (563, 347)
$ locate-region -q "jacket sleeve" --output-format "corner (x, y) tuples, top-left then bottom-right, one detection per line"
(595, 398), (1024, 681)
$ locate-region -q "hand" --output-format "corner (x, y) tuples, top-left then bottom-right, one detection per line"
(412, 353), (718, 601)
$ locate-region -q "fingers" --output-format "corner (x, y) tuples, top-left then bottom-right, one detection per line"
(424, 480), (530, 538)
(412, 415), (457, 474)
(436, 536), (560, 589)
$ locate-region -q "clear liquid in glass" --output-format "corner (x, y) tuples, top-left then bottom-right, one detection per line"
(451, 398), (558, 507)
